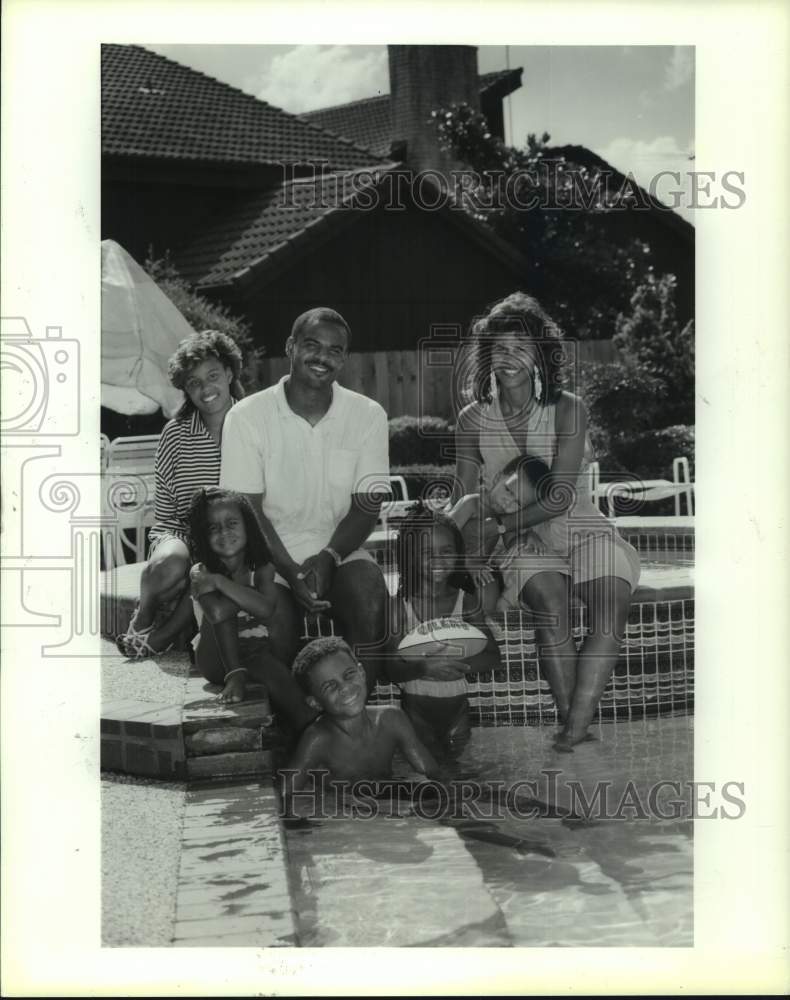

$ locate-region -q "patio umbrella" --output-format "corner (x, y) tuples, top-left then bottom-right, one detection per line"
(101, 240), (189, 417)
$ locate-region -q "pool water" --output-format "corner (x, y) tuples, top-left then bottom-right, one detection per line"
(283, 716), (693, 947)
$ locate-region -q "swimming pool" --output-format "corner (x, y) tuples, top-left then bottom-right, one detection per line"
(283, 716), (693, 947)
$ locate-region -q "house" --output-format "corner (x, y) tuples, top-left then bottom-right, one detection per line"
(101, 43), (532, 359)
(102, 42), (693, 418)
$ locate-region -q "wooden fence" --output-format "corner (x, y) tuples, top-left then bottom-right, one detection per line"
(260, 340), (618, 419)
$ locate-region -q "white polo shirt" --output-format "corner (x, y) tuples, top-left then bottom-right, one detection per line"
(220, 376), (390, 564)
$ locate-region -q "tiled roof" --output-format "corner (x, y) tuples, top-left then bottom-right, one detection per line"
(545, 145), (694, 239)
(172, 167), (530, 290)
(301, 96), (393, 160)
(478, 68), (523, 96)
(101, 44), (389, 170)
(172, 170), (391, 287)
(301, 68), (522, 159)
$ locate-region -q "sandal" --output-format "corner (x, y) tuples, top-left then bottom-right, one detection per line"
(116, 612), (172, 660)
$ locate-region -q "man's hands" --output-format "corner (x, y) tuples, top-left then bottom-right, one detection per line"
(297, 550), (335, 599)
(283, 551), (334, 613)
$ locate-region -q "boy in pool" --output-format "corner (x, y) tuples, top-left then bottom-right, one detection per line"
(283, 639), (581, 841)
(284, 636), (441, 798)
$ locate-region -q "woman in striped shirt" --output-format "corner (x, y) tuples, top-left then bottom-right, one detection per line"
(116, 330), (245, 659)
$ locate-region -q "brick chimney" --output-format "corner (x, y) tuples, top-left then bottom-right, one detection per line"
(388, 45), (480, 175)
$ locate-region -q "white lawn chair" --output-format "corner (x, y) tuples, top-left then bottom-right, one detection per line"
(100, 433), (111, 472)
(102, 434), (159, 569)
(593, 455), (695, 519)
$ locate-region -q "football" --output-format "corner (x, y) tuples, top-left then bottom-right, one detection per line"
(397, 617), (488, 660)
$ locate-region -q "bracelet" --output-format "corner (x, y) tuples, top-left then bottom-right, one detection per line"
(224, 667), (248, 681)
(494, 515), (506, 536)
(322, 546), (343, 568)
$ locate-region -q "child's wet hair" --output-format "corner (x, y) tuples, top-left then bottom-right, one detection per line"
(395, 500), (474, 600)
(501, 454), (553, 501)
(187, 486), (271, 574)
(291, 636), (357, 692)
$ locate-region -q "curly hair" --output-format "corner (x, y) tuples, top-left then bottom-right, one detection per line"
(395, 501), (474, 601)
(187, 486), (271, 574)
(467, 291), (566, 405)
(291, 636), (357, 691)
(168, 330), (245, 418)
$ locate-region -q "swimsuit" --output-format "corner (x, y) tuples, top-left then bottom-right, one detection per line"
(399, 589), (469, 698)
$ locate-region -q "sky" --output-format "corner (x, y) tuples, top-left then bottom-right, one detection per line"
(148, 43), (695, 220)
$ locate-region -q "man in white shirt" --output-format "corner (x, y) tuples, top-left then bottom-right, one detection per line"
(220, 307), (390, 691)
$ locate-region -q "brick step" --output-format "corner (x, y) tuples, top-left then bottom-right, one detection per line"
(187, 750), (274, 781)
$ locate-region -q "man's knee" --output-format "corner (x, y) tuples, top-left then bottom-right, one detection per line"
(333, 563), (386, 627)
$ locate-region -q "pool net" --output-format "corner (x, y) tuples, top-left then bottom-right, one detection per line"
(301, 597), (694, 726)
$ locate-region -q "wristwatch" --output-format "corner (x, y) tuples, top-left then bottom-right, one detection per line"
(321, 546), (343, 568)
(494, 515), (507, 536)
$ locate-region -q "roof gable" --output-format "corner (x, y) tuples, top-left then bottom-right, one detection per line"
(173, 168), (530, 290)
(102, 44), (390, 170)
(301, 68), (523, 159)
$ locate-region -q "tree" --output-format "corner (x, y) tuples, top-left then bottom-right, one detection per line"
(434, 105), (655, 341)
(578, 274), (695, 478)
(613, 273), (694, 426)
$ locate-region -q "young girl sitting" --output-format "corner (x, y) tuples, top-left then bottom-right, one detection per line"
(452, 453), (637, 614)
(383, 503), (501, 747)
(187, 486), (315, 734)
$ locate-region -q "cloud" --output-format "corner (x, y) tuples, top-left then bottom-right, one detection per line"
(247, 45), (389, 114)
(598, 136), (695, 221)
(664, 47), (694, 91)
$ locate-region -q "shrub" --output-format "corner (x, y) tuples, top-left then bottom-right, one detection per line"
(144, 253), (266, 393)
(577, 362), (665, 464)
(388, 416), (455, 466)
(608, 425), (695, 481)
(614, 273), (694, 426)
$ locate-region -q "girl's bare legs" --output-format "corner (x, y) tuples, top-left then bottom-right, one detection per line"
(195, 605), (315, 728)
(195, 612), (248, 704)
(520, 571), (578, 721)
(556, 576), (632, 750)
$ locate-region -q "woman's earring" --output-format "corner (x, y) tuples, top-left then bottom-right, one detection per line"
(489, 370), (498, 399)
(533, 368), (543, 403)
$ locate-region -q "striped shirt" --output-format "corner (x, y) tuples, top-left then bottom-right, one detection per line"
(148, 408), (222, 549)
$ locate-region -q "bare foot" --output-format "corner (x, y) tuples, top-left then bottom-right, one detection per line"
(554, 729), (592, 753)
(218, 672), (247, 704)
(554, 728), (597, 744)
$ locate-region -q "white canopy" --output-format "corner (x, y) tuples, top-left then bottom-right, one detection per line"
(101, 240), (189, 417)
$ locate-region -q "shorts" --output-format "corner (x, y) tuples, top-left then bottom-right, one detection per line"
(147, 530), (191, 559)
(191, 615), (270, 664)
(273, 547), (379, 588)
(498, 531), (641, 608)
